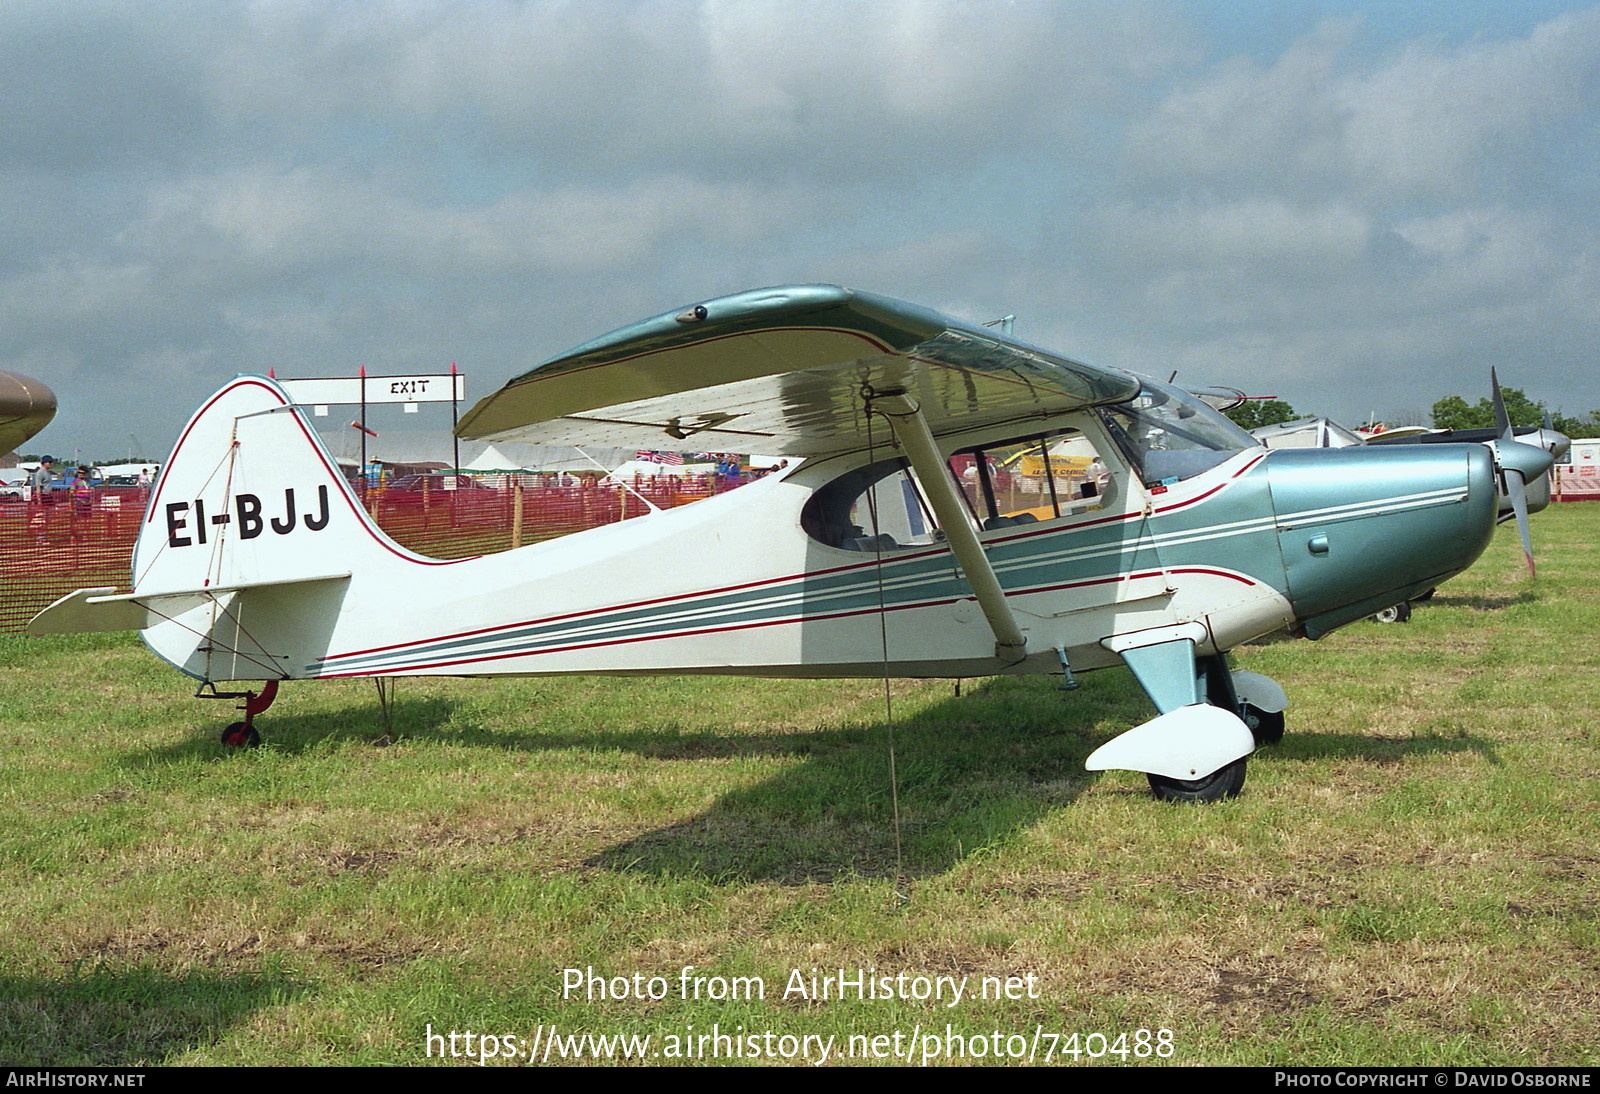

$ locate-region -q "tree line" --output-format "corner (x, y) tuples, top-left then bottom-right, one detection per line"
(1430, 389), (1596, 436)
(1221, 392), (1595, 437)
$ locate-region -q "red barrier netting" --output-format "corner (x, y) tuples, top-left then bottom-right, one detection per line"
(0, 474), (751, 634)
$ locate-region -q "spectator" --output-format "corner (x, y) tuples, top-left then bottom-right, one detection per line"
(71, 466), (94, 520)
(28, 455), (55, 543)
(28, 455), (54, 502)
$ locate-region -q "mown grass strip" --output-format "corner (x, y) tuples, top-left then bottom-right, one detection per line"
(0, 507), (1595, 1065)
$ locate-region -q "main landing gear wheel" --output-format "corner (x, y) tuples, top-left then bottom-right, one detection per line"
(1147, 757), (1247, 803)
(220, 722), (261, 748)
(1371, 601), (1412, 624)
(1242, 703), (1284, 746)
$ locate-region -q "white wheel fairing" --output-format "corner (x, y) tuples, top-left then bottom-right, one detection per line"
(1085, 703), (1256, 780)
(1230, 670), (1288, 714)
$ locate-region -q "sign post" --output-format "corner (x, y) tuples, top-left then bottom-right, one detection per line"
(277, 370), (469, 481)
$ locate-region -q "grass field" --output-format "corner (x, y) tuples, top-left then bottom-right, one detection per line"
(1, 505), (1596, 1066)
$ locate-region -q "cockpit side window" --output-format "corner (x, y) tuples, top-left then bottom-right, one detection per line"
(949, 427), (1114, 529)
(800, 457), (943, 551)
(1098, 378), (1254, 486)
(803, 423), (1126, 550)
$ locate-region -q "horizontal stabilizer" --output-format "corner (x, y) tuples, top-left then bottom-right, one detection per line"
(25, 573), (351, 636)
(25, 587), (142, 635)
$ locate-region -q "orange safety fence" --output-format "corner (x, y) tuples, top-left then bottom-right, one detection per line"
(0, 473), (752, 634)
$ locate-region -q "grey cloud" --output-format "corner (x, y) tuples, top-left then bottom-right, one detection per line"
(1341, 8), (1600, 194)
(0, 2), (220, 173)
(195, 0), (1196, 183)
(4, 1), (1595, 454)
(1127, 9), (1600, 200)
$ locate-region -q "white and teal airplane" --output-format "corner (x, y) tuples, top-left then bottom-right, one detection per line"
(27, 285), (1552, 801)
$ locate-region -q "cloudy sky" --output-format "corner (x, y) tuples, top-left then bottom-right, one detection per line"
(6, 0), (1598, 461)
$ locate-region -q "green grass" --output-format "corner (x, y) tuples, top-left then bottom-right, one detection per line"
(1, 507), (1596, 1066)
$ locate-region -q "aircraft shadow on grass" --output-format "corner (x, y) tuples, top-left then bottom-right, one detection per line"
(1271, 729), (1501, 768)
(582, 678), (1116, 884)
(119, 675), (1500, 884)
(1422, 589), (1539, 612)
(123, 694), (461, 764)
(0, 968), (302, 1067)
(576, 683), (1500, 884)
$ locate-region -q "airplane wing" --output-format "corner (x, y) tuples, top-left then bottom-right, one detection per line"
(456, 285), (1140, 456)
(1362, 425), (1438, 441)
(1184, 385), (1248, 412)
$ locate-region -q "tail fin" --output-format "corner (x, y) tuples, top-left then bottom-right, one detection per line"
(133, 375), (393, 593)
(32, 376), (408, 679)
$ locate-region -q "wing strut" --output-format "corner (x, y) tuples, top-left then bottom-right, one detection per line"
(869, 390), (1028, 665)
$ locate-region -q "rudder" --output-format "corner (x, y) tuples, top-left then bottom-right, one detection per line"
(135, 375), (390, 595)
(122, 375), (406, 681)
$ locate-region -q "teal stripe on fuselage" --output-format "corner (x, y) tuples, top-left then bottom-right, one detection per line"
(310, 503), (1167, 674)
(310, 459), (1467, 675)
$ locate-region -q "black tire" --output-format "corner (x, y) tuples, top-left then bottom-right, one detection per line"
(1148, 757), (1247, 803)
(1242, 704), (1285, 746)
(220, 722), (261, 748)
(1371, 601), (1412, 624)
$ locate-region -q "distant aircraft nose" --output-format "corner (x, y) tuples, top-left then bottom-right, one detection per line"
(1495, 438), (1555, 482)
(1265, 444), (1497, 638)
(1531, 428), (1571, 463)
(0, 371), (57, 454)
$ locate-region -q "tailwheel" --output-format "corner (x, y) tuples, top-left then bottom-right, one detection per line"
(220, 721), (261, 748)
(1147, 757), (1247, 803)
(203, 680), (278, 749)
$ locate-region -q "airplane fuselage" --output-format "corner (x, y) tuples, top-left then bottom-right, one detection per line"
(130, 380), (1497, 687)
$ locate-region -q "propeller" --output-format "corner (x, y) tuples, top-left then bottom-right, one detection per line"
(1490, 368), (1547, 576)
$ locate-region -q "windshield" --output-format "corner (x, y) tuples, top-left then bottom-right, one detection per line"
(1098, 378), (1255, 485)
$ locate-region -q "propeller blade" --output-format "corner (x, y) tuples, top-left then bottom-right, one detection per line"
(1491, 367), (1514, 444)
(1506, 467), (1535, 576)
(1489, 371), (1538, 575)
(1495, 437), (1552, 578)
